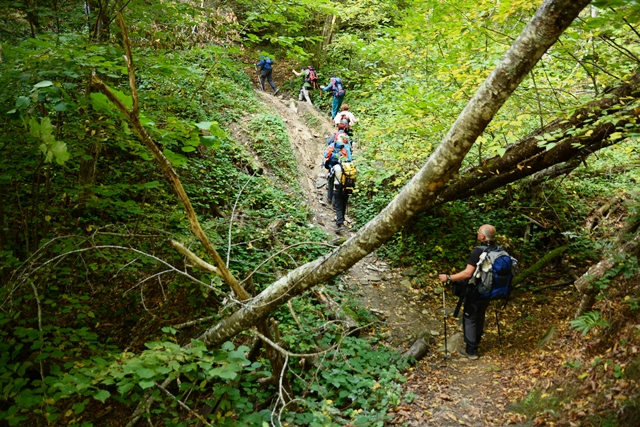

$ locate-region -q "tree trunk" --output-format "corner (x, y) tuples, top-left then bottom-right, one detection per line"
(92, 13), (248, 301)
(196, 0), (592, 349)
(76, 142), (101, 209)
(434, 72), (640, 204)
(574, 230), (640, 318)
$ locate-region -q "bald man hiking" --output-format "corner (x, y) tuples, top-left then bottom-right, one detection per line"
(439, 224), (499, 360)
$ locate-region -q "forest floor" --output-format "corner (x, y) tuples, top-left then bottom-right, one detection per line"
(251, 87), (639, 427)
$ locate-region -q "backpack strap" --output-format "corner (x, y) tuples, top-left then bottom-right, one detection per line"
(453, 292), (465, 318)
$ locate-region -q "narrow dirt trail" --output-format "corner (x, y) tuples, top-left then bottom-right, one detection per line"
(253, 91), (531, 427)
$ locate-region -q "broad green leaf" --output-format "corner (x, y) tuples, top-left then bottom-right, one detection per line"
(29, 117), (40, 138)
(209, 367), (238, 380)
(141, 181), (161, 189)
(90, 86), (132, 112)
(90, 93), (114, 113)
(40, 117), (54, 138)
(16, 96), (30, 109)
(54, 101), (75, 112)
(50, 140), (70, 165)
(93, 390), (110, 403)
(136, 368), (155, 379)
(112, 87), (133, 110)
(200, 135), (220, 148)
(118, 381), (136, 395)
(195, 121), (212, 130)
(181, 146), (196, 152)
(609, 132), (623, 141)
(163, 149), (187, 167)
(33, 80), (53, 89)
(139, 380), (155, 389)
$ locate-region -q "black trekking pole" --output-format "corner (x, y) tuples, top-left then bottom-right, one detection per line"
(441, 276), (450, 359)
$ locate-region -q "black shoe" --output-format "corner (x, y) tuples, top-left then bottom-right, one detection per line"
(335, 225), (346, 234)
(273, 88), (280, 95)
(458, 348), (479, 360)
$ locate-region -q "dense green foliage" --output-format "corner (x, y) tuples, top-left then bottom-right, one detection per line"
(2, 0), (640, 425)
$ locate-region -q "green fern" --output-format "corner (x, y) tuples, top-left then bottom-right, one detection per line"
(570, 311), (610, 336)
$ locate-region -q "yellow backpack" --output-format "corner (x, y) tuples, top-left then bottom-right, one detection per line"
(340, 162), (357, 195)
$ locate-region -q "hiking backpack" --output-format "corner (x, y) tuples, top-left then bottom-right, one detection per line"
(325, 143), (348, 168)
(331, 77), (346, 97)
(339, 113), (351, 129)
(260, 57), (273, 70)
(472, 246), (516, 300)
(340, 162), (357, 195)
(307, 67), (318, 85)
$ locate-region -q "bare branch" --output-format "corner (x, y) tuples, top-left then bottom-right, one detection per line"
(5, 245), (225, 307)
(171, 239), (220, 276)
(172, 315), (217, 330)
(240, 241), (336, 286)
(156, 383), (214, 427)
(91, 12), (249, 301)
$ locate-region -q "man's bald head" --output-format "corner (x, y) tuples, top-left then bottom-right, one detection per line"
(478, 224), (496, 241)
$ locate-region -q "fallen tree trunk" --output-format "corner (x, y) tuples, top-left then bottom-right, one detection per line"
(194, 0), (591, 350)
(513, 245), (567, 287)
(574, 229), (640, 318)
(123, 2), (592, 424)
(401, 339), (430, 364)
(585, 198), (620, 233)
(434, 72), (640, 204)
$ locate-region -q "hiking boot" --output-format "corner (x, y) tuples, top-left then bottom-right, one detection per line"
(458, 348), (479, 360)
(335, 225), (346, 234)
(273, 88), (280, 95)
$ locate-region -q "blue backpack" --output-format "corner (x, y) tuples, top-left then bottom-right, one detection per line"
(259, 57), (273, 71)
(331, 77), (346, 97)
(473, 246), (516, 300)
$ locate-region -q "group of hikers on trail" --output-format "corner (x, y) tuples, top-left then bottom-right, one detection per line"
(255, 56), (518, 360)
(255, 55), (359, 234)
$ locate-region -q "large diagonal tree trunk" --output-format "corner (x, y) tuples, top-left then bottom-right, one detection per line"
(124, 1), (591, 425)
(196, 0), (591, 349)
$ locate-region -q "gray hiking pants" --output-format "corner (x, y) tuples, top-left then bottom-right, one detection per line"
(462, 293), (490, 356)
(298, 86), (312, 103)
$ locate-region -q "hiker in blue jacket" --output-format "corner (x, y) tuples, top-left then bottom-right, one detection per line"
(256, 55), (279, 95)
(321, 76), (346, 119)
(438, 224), (497, 360)
(324, 134), (352, 233)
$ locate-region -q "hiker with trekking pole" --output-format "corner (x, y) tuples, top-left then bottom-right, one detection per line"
(324, 133), (356, 234)
(438, 224), (516, 360)
(255, 54), (279, 95)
